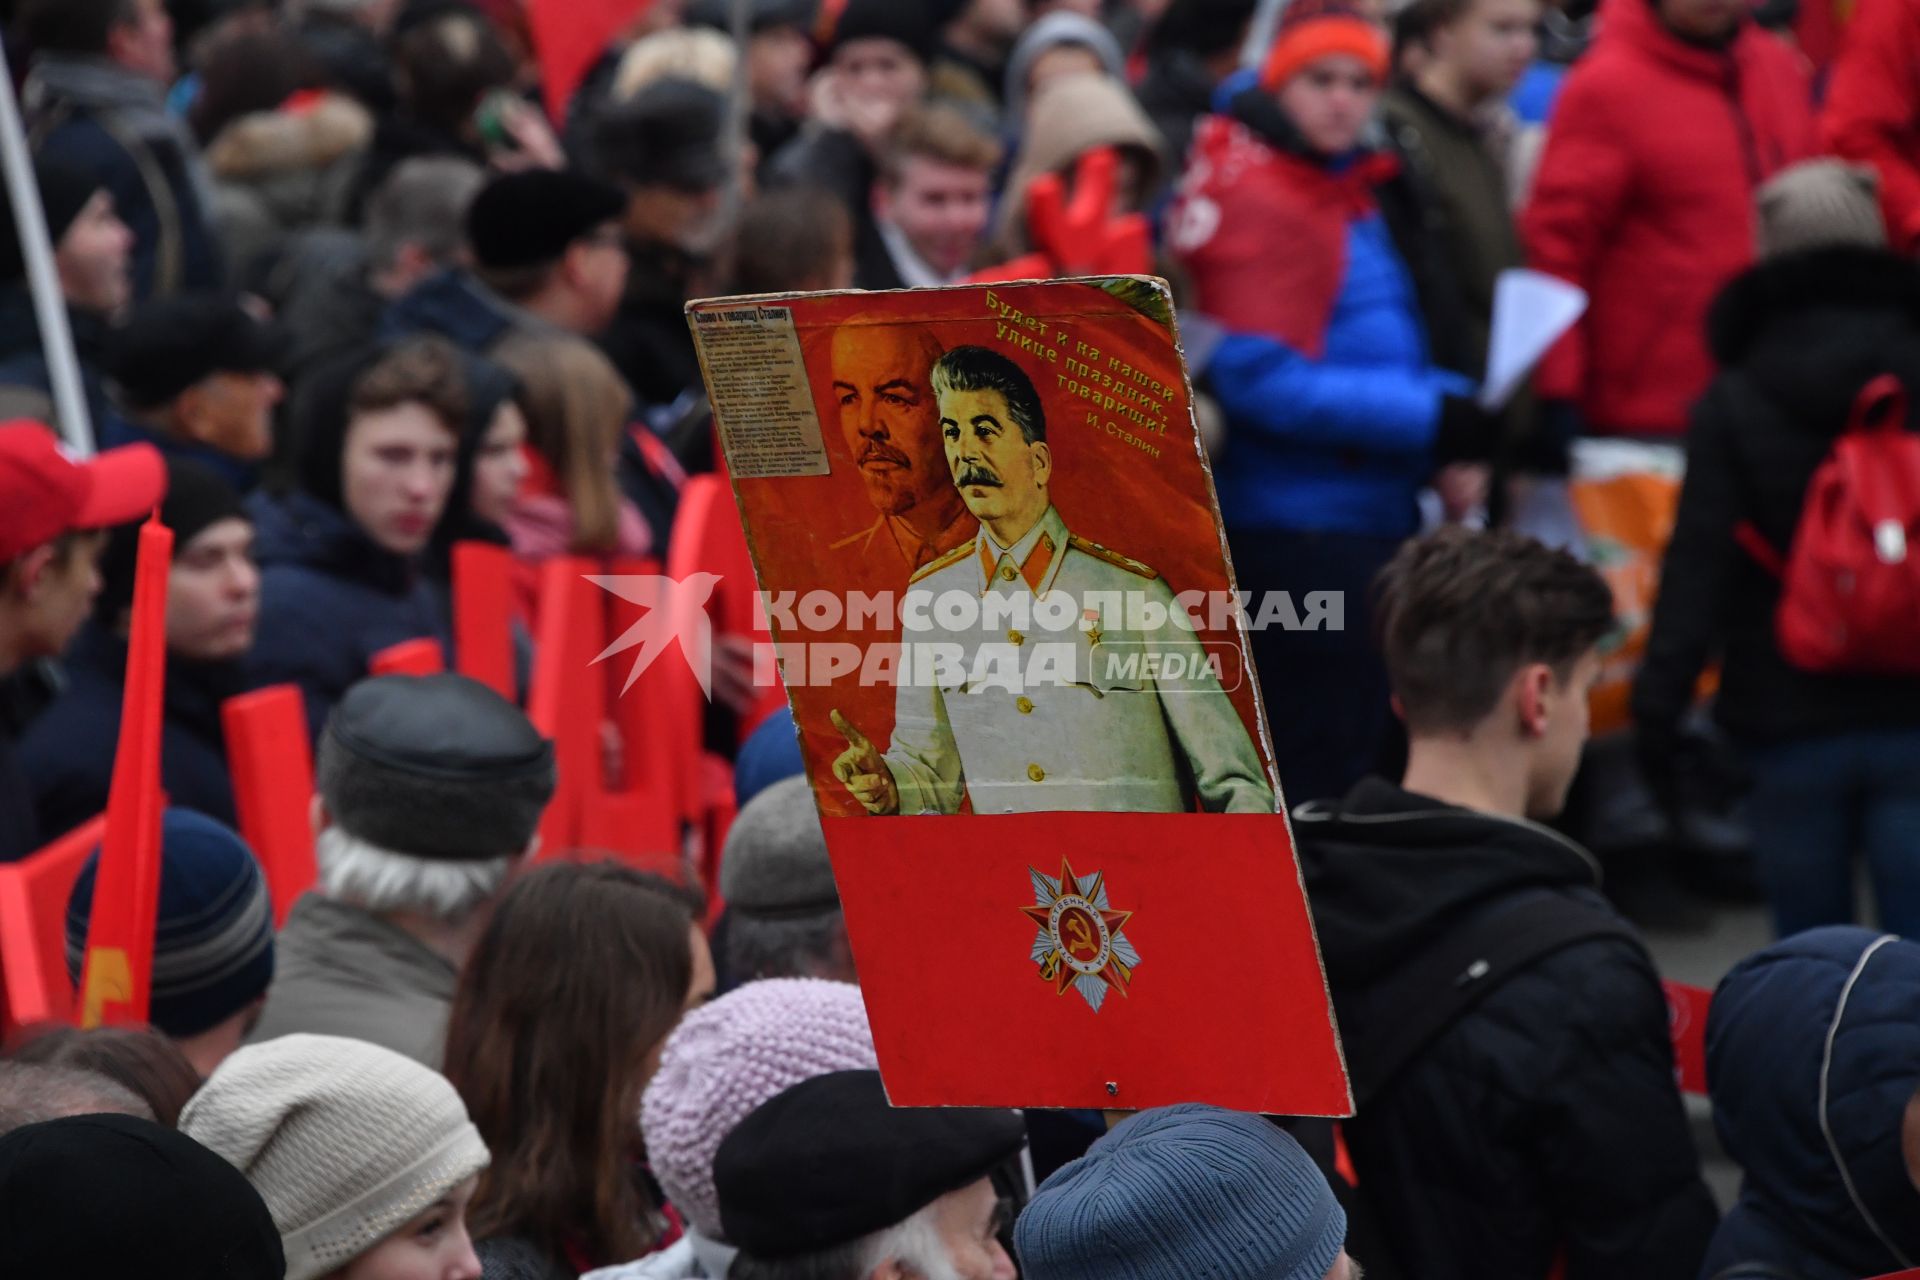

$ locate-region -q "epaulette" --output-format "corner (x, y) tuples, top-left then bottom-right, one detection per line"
(909, 539), (976, 584)
(1069, 534), (1158, 580)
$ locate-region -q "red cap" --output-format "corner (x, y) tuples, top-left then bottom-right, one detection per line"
(0, 422), (168, 562)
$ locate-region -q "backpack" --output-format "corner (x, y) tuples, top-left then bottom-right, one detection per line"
(1734, 373), (1920, 675)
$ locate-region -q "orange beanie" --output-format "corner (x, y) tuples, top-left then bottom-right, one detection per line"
(1258, 0), (1390, 91)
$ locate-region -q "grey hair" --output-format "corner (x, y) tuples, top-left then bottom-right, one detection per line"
(315, 826), (517, 923)
(0, 1062), (153, 1137)
(365, 155), (487, 273)
(729, 1204), (960, 1280)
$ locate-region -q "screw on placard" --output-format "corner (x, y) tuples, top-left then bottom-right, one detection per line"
(1105, 1082), (1118, 1097)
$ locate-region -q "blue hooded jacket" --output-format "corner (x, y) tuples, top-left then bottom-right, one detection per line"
(1704, 926), (1920, 1279)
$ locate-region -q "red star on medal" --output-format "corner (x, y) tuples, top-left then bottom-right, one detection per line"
(1023, 859), (1139, 1009)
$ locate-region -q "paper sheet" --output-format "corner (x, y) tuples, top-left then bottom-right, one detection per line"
(1479, 269), (1588, 411)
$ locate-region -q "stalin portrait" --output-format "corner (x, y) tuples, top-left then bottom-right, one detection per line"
(830, 344), (1275, 816)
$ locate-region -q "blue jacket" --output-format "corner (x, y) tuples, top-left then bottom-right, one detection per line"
(380, 268), (523, 353)
(244, 490), (448, 740)
(1207, 208), (1468, 537)
(0, 287), (127, 442)
(19, 625), (243, 839)
(1704, 926), (1920, 1279)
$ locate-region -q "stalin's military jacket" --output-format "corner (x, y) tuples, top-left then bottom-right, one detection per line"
(880, 504), (1275, 815)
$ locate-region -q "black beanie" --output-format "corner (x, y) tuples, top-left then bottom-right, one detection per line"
(95, 457), (247, 628)
(0, 1114), (285, 1279)
(286, 343), (385, 511)
(829, 0), (940, 63)
(0, 155), (106, 283)
(466, 169), (626, 272)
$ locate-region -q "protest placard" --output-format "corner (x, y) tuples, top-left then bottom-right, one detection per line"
(688, 277), (1350, 1114)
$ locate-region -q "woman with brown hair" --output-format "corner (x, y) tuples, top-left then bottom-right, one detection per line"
(491, 333), (654, 563)
(444, 860), (715, 1279)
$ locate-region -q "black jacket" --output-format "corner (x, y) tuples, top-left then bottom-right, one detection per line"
(1296, 778), (1718, 1280)
(1633, 248), (1920, 750)
(19, 624), (244, 839)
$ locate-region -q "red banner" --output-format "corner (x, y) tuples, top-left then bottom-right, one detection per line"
(1663, 979), (1711, 1097)
(688, 279), (1350, 1113)
(79, 517), (172, 1028)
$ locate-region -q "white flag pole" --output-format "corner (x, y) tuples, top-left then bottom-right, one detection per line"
(0, 31), (94, 457)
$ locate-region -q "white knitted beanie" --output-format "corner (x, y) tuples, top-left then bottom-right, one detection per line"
(180, 1034), (491, 1280)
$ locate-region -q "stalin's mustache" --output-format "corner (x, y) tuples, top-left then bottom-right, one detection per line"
(955, 464), (1001, 488)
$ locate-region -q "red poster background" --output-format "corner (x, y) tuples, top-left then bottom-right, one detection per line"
(694, 279), (1351, 1114)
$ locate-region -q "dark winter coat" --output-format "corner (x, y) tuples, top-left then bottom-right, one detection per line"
(19, 624), (243, 839)
(243, 489), (447, 740)
(1704, 926), (1920, 1279)
(1295, 777), (1719, 1280)
(0, 288), (125, 440)
(1632, 247), (1920, 752)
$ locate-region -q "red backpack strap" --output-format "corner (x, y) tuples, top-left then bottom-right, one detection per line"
(1733, 520), (1788, 578)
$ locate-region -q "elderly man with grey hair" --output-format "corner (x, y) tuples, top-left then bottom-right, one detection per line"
(718, 774), (857, 986)
(248, 673), (555, 1068)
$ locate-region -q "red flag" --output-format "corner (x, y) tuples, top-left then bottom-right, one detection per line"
(1663, 979), (1712, 1097)
(368, 637), (446, 676)
(454, 540), (518, 699)
(78, 516), (172, 1028)
(527, 0), (658, 121)
(223, 685), (316, 927)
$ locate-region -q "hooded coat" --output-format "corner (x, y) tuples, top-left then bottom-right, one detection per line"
(1632, 247), (1920, 754)
(1520, 0), (1815, 434)
(1703, 926), (1920, 1278)
(244, 348), (449, 738)
(1296, 778), (1719, 1279)
(989, 72), (1167, 260)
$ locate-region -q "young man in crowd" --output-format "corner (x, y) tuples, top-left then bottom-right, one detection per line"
(386, 167), (632, 352)
(22, 459), (257, 836)
(0, 424), (164, 862)
(102, 296), (286, 488)
(18, 0), (222, 299)
(248, 672), (555, 1067)
(1293, 527), (1718, 1278)
(715, 1069), (1025, 1280)
(857, 104), (1001, 290)
(0, 156), (135, 432)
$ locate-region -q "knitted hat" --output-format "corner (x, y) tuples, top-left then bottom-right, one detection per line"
(1758, 159), (1889, 259)
(317, 673), (556, 861)
(1004, 13), (1128, 122)
(642, 978), (879, 1238)
(0, 154), (104, 283)
(0, 1113), (285, 1279)
(95, 457), (248, 627)
(65, 808), (275, 1039)
(1015, 1105), (1346, 1280)
(719, 774), (840, 922)
(466, 169), (627, 271)
(180, 1033), (491, 1280)
(1258, 0), (1388, 91)
(715, 1069), (1026, 1259)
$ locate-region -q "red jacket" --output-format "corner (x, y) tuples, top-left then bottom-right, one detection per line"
(1521, 0), (1814, 435)
(1824, 0), (1920, 253)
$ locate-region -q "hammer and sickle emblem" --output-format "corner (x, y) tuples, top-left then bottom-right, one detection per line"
(1065, 913), (1097, 958)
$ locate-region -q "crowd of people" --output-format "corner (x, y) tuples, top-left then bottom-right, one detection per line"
(2, 0), (1920, 1274)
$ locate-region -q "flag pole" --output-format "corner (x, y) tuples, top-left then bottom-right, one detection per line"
(0, 31), (94, 457)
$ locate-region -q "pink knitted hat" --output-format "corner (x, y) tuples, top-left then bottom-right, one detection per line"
(641, 978), (878, 1238)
